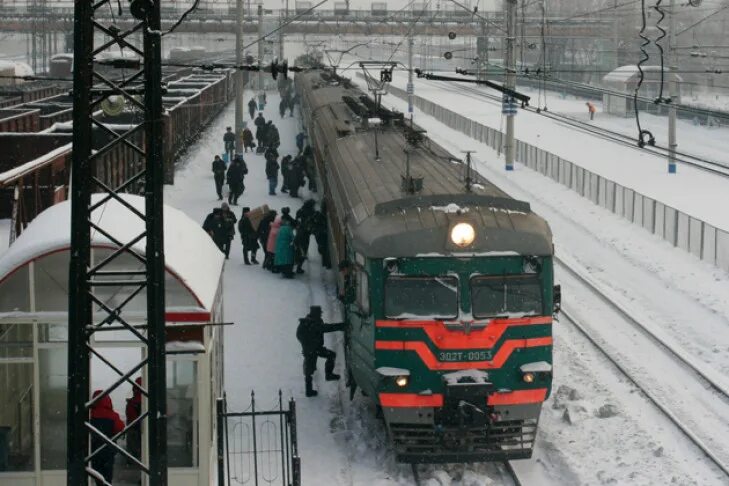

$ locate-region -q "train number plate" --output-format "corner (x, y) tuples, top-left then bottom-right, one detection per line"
(438, 350), (491, 362)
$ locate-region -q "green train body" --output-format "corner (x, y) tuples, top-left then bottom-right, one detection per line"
(296, 69), (557, 463)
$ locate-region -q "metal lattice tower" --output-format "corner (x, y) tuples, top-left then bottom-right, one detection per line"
(67, 0), (167, 484)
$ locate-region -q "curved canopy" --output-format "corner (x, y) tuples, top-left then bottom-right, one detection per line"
(0, 194), (225, 316)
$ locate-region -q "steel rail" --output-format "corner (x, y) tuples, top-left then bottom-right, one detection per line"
(555, 256), (729, 400)
(560, 306), (729, 479)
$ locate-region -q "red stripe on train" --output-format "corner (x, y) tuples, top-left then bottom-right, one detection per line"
(487, 388), (548, 405)
(376, 317), (552, 350)
(375, 337), (552, 370)
(379, 393), (444, 407)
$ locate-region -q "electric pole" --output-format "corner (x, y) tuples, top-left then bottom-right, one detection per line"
(668, 0), (678, 173)
(408, 34), (414, 116)
(504, 0), (518, 171)
(235, 0), (244, 154)
(258, 4), (264, 91)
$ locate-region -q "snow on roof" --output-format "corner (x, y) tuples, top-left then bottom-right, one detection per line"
(603, 65), (682, 84)
(0, 194), (225, 311)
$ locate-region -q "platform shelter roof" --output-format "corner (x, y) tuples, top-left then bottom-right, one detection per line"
(0, 194), (225, 316)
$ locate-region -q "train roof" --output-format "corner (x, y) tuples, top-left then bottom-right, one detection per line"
(298, 71), (553, 257)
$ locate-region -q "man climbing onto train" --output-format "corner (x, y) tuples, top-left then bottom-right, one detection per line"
(296, 305), (345, 397)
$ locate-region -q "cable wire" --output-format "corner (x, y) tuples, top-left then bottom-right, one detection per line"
(653, 0), (669, 103)
(635, 0), (656, 147)
(163, 0), (201, 37)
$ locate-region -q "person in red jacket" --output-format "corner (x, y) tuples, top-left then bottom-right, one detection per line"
(90, 390), (124, 485)
(125, 377), (143, 461)
(586, 101), (597, 120)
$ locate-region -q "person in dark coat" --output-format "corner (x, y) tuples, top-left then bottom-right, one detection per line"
(288, 94), (297, 116)
(295, 132), (306, 154)
(238, 207), (259, 265)
(223, 127), (236, 162)
(280, 155), (292, 193)
(280, 206), (294, 225)
(248, 98), (257, 119)
(90, 390), (125, 485)
(295, 199), (316, 255)
(279, 98), (288, 118)
(296, 306), (345, 397)
(274, 219), (296, 278)
(268, 122), (281, 149)
(293, 221), (308, 274)
(303, 146), (317, 192)
(288, 156), (306, 198)
(310, 209), (331, 268)
(203, 207), (228, 254)
(125, 377), (143, 461)
(265, 156), (280, 196)
(241, 127), (255, 153)
(254, 113), (266, 147)
(220, 202), (237, 259)
(212, 155), (226, 200)
(265, 146), (279, 162)
(226, 157), (247, 205)
(257, 210), (277, 269)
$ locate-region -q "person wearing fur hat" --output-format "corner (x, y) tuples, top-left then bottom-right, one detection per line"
(295, 306), (345, 397)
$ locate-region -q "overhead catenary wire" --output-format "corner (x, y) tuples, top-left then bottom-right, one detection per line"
(676, 2), (729, 36)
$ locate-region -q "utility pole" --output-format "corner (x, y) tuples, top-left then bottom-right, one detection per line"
(668, 0), (678, 174)
(504, 0), (518, 171)
(477, 19), (488, 82)
(258, 4), (264, 91)
(408, 34), (414, 116)
(235, 0), (244, 154)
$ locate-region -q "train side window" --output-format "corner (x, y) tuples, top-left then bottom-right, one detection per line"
(356, 269), (370, 316)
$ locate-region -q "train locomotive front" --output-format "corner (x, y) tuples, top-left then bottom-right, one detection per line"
(296, 69), (558, 464)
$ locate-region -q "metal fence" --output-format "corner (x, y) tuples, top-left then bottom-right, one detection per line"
(383, 81), (729, 273)
(217, 392), (301, 486)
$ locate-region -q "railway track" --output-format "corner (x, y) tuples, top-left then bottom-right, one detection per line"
(435, 80), (729, 178)
(555, 255), (729, 479)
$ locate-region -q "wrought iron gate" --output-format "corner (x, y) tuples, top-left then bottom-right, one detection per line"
(217, 392), (301, 486)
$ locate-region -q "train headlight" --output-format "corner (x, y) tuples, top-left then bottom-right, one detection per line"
(450, 222), (475, 247)
(522, 372), (535, 383)
(395, 375), (409, 388)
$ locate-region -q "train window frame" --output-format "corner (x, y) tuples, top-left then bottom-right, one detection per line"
(355, 267), (370, 316)
(383, 275), (459, 320)
(470, 274), (544, 319)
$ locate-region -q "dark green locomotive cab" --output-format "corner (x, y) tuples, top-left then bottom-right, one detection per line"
(340, 195), (556, 464)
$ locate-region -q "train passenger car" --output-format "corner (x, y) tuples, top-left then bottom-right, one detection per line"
(296, 70), (559, 463)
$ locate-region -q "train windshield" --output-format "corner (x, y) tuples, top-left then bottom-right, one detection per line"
(471, 275), (543, 318)
(384, 276), (458, 319)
